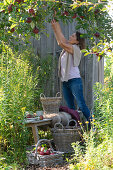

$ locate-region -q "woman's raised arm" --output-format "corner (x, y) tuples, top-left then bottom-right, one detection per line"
(51, 19), (73, 54)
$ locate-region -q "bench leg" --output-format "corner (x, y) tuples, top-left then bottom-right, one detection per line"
(32, 125), (39, 144)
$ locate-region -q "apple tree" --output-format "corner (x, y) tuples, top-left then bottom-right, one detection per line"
(0, 0), (113, 59)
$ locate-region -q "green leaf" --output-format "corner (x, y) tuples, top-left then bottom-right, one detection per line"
(84, 52), (90, 56)
(30, 22), (35, 29)
(11, 24), (17, 29)
(88, 7), (94, 12)
(101, 8), (107, 11)
(81, 49), (88, 53)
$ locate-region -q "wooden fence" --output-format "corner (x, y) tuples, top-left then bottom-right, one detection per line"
(30, 21), (104, 111)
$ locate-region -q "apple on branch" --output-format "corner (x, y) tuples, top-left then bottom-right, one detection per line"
(26, 17), (32, 23)
(14, 0), (23, 4)
(33, 26), (39, 34)
(8, 4), (13, 13)
(80, 15), (85, 19)
(62, 11), (69, 16)
(94, 9), (100, 15)
(72, 13), (77, 19)
(94, 32), (100, 38)
(28, 8), (35, 14)
(10, 28), (15, 33)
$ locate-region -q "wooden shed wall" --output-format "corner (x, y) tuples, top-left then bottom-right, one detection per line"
(30, 21), (104, 111)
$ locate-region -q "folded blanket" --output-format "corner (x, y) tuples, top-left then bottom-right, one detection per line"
(59, 106), (80, 126)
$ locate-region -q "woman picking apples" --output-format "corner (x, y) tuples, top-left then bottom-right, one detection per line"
(51, 19), (91, 129)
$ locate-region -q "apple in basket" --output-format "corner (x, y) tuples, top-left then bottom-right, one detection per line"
(40, 151), (45, 155)
(40, 147), (45, 152)
(45, 149), (50, 155)
(37, 146), (41, 153)
(50, 152), (55, 155)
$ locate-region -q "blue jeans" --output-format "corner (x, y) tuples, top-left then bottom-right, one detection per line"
(62, 78), (90, 121)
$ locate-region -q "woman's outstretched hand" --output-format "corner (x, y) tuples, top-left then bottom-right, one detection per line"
(51, 19), (57, 27)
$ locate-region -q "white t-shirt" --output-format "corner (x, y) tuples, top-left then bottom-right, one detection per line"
(61, 52), (81, 81)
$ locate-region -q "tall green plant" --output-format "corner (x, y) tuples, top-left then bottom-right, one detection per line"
(0, 42), (54, 165)
(0, 43), (36, 163)
(68, 53), (113, 170)
(93, 54), (113, 137)
(69, 134), (113, 170)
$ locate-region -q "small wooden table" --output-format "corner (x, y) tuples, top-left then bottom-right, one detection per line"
(25, 119), (52, 144)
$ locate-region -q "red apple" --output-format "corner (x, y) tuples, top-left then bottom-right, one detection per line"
(14, 0), (21, 4)
(50, 152), (54, 155)
(45, 149), (50, 155)
(72, 13), (77, 19)
(94, 9), (100, 15)
(8, 4), (13, 13)
(26, 17), (32, 23)
(96, 53), (99, 56)
(63, 11), (69, 16)
(40, 115), (43, 120)
(94, 32), (100, 38)
(14, 0), (24, 3)
(10, 28), (15, 33)
(32, 13), (36, 17)
(40, 151), (45, 155)
(96, 53), (103, 59)
(80, 16), (84, 19)
(26, 114), (33, 118)
(28, 8), (35, 14)
(33, 26), (39, 34)
(37, 146), (41, 152)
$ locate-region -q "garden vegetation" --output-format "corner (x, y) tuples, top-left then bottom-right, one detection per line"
(0, 0), (113, 169)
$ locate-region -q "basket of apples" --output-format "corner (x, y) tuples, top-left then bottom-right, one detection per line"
(27, 139), (64, 167)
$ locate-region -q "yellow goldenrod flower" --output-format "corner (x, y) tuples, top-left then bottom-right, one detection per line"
(85, 121), (89, 124)
(79, 122), (82, 125)
(10, 125), (13, 129)
(109, 119), (112, 122)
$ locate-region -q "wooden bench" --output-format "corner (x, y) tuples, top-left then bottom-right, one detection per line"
(25, 119), (52, 144)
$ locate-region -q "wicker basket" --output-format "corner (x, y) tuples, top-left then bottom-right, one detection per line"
(40, 92), (62, 114)
(51, 123), (81, 153)
(26, 139), (64, 167)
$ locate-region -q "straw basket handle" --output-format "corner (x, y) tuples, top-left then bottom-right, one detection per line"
(55, 92), (61, 97)
(40, 92), (61, 98)
(40, 93), (46, 98)
(67, 119), (77, 128)
(54, 122), (64, 130)
(35, 139), (54, 157)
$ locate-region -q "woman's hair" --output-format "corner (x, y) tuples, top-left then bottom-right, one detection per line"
(76, 31), (85, 50)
